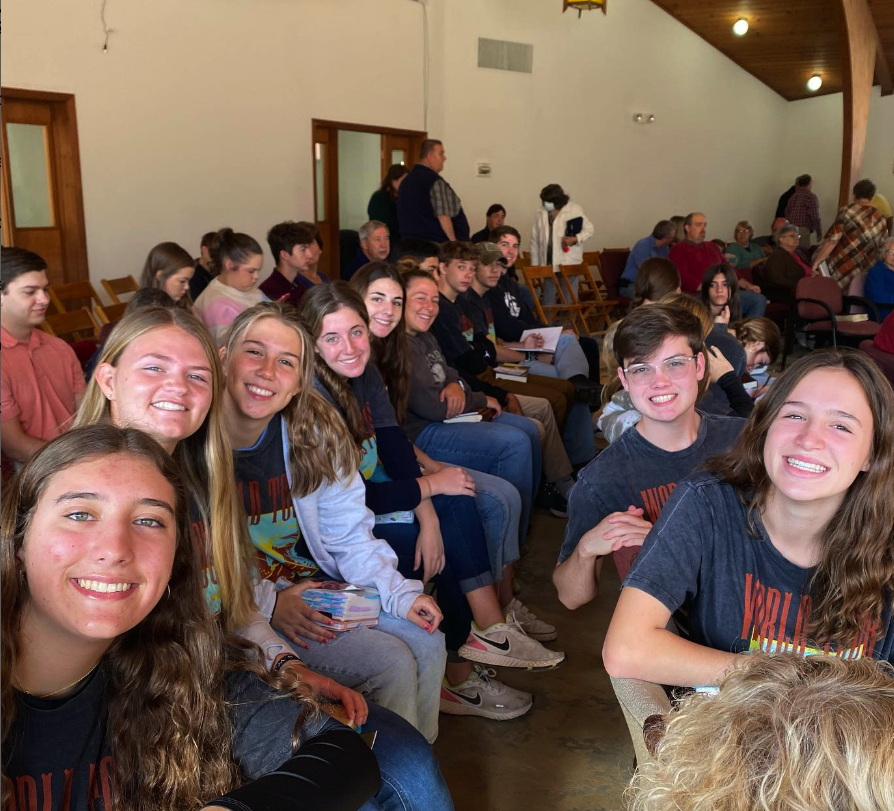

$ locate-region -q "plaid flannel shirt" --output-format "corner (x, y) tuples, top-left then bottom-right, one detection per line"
(784, 188), (822, 235)
(823, 203), (890, 289)
(429, 177), (462, 218)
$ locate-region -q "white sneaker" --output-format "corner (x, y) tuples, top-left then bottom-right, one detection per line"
(459, 617), (565, 670)
(506, 598), (558, 642)
(439, 664), (533, 720)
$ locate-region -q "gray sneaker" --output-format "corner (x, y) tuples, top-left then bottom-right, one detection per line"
(506, 598), (558, 642)
(459, 617), (565, 670)
(439, 665), (533, 720)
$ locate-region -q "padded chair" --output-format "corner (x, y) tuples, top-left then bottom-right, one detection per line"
(597, 248), (632, 309)
(101, 275), (139, 304)
(559, 262), (618, 334)
(48, 281), (110, 325)
(793, 276), (880, 349)
(520, 264), (590, 335)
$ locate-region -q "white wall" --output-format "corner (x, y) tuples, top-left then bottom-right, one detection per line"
(426, 0), (788, 251)
(2, 0), (425, 286)
(780, 89), (894, 233)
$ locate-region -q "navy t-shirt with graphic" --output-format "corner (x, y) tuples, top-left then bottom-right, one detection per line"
(233, 412), (319, 585)
(559, 412), (745, 579)
(625, 470), (894, 664)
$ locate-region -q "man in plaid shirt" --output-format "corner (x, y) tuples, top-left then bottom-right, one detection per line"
(784, 174), (822, 247)
(812, 179), (890, 290)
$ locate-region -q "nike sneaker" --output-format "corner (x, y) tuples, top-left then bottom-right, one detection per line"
(506, 598), (558, 642)
(439, 665), (533, 720)
(458, 617), (565, 669)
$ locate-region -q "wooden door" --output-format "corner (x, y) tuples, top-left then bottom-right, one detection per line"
(312, 123), (339, 277)
(1, 88), (89, 286)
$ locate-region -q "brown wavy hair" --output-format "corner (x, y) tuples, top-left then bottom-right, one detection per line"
(139, 241), (195, 308)
(630, 653), (894, 811)
(705, 349), (894, 647)
(73, 306), (256, 632)
(349, 262), (412, 422)
(222, 302), (360, 497)
(2, 426), (317, 810)
(296, 282), (373, 448)
(1, 426), (236, 811)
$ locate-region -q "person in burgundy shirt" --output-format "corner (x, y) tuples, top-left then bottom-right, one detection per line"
(670, 212), (767, 317)
(0, 247), (85, 465)
(260, 221), (328, 309)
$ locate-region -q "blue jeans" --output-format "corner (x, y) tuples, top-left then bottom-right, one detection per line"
(278, 612), (446, 743)
(740, 288), (767, 318)
(464, 467), (521, 578)
(358, 703), (455, 811)
(414, 414), (539, 546)
(523, 333), (590, 380)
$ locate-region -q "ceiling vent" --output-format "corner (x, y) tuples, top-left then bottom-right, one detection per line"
(477, 38), (534, 74)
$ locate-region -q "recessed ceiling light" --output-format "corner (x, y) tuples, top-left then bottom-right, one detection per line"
(807, 75), (823, 92)
(732, 18), (749, 36)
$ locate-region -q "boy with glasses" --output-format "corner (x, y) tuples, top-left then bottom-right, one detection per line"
(553, 304), (744, 610)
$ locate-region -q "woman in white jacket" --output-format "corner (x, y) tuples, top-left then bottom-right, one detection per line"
(530, 184), (594, 306)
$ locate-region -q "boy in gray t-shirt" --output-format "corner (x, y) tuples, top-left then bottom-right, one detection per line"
(553, 304), (744, 610)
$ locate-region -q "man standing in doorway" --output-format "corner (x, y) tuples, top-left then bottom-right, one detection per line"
(398, 139), (470, 243)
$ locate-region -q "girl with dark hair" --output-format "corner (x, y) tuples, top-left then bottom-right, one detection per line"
(700, 264), (748, 377)
(194, 227), (267, 345)
(190, 230), (220, 300)
(298, 285), (565, 716)
(139, 241), (195, 306)
(1, 425), (380, 811)
(605, 349), (894, 688)
(368, 164), (408, 244)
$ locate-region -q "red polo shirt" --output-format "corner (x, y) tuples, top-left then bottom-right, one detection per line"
(1, 326), (85, 442)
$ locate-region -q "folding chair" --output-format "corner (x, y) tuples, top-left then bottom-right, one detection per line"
(101, 275), (140, 305)
(49, 281), (110, 324)
(103, 301), (128, 323)
(559, 262), (619, 335)
(520, 264), (591, 335)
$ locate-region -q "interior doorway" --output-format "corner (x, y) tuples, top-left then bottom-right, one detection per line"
(312, 119), (426, 278)
(1, 87), (89, 286)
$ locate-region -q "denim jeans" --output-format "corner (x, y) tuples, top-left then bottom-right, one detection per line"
(358, 703), (455, 811)
(278, 612), (447, 743)
(522, 332), (590, 380)
(541, 273), (580, 306)
(740, 288), (768, 318)
(464, 467), (521, 578)
(414, 413), (539, 546)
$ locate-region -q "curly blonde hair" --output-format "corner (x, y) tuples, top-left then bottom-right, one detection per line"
(629, 652), (894, 811)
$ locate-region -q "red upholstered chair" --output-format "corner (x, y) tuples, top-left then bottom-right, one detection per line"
(794, 276), (880, 348)
(598, 249), (631, 301)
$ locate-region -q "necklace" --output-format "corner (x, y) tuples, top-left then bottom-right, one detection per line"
(16, 662), (100, 699)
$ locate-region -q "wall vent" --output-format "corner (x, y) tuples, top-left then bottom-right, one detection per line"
(477, 38), (534, 74)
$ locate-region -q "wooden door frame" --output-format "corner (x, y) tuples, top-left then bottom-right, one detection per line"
(311, 119), (426, 278)
(1, 87), (90, 282)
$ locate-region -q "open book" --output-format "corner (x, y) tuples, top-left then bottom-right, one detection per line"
(502, 326), (563, 353)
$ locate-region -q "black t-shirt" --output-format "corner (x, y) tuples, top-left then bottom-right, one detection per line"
(3, 667), (375, 811)
(486, 274), (544, 342)
(625, 471), (894, 664)
(559, 412), (745, 579)
(233, 412), (319, 585)
(457, 288), (498, 367)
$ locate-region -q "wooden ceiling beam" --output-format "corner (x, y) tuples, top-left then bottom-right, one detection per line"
(836, 0), (881, 207)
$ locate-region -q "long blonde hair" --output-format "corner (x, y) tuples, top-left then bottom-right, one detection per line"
(629, 653), (894, 811)
(73, 306), (256, 631)
(222, 302), (359, 497)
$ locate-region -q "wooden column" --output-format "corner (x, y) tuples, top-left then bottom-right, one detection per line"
(836, 0), (893, 208)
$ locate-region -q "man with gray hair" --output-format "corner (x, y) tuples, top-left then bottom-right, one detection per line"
(344, 220), (391, 280)
(620, 219), (676, 298)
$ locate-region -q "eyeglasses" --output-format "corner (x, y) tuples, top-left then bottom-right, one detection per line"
(622, 355), (698, 385)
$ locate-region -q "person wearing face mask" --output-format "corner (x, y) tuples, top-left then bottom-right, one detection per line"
(530, 184), (594, 306)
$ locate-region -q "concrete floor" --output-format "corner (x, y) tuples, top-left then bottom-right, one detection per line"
(434, 507), (634, 811)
